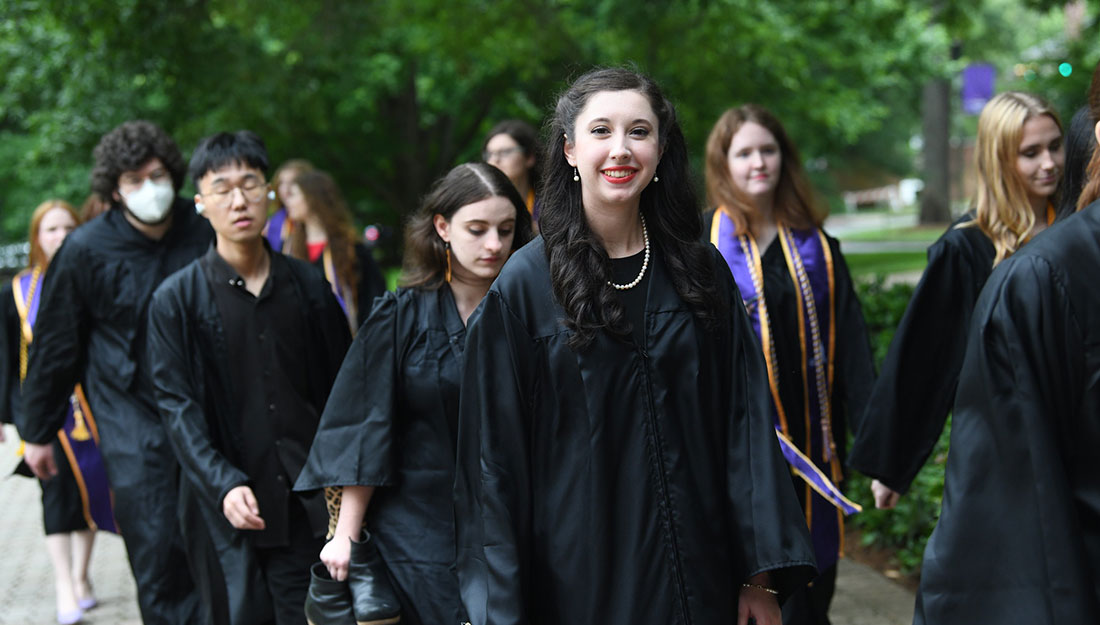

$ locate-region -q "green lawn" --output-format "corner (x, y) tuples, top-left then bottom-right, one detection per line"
(845, 251), (928, 277)
(839, 226), (944, 243)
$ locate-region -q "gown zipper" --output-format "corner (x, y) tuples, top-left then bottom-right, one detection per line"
(638, 344), (692, 623)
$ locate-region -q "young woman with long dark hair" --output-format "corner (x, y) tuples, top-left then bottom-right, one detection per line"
(296, 162), (533, 625)
(704, 104), (875, 625)
(848, 92), (1065, 509)
(454, 67), (815, 625)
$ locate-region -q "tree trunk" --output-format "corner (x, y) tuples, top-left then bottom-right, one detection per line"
(920, 77), (952, 224)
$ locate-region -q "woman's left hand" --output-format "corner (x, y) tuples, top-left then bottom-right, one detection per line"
(737, 584), (781, 625)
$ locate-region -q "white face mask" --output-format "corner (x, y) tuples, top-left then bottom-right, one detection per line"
(121, 179), (175, 224)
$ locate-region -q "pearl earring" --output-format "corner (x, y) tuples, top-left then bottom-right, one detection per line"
(653, 175), (659, 182)
(573, 168), (580, 182)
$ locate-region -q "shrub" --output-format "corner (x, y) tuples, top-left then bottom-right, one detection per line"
(847, 274), (950, 575)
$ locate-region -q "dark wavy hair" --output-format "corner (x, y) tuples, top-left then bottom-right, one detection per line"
(90, 120), (186, 203)
(540, 67), (723, 350)
(401, 162), (533, 289)
(286, 170), (360, 308)
(483, 119), (541, 192)
(1058, 106), (1096, 219)
(705, 104), (823, 235)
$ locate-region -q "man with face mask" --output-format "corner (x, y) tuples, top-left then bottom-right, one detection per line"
(18, 120), (213, 624)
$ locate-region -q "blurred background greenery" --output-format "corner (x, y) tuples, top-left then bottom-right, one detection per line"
(1, 0), (1096, 251)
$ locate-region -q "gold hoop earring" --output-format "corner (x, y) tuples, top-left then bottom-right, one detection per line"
(445, 244), (452, 283)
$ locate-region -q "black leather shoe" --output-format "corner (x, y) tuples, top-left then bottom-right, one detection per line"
(348, 531), (401, 625)
(305, 562), (357, 625)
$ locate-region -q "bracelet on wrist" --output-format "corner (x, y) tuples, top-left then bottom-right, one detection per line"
(741, 583), (778, 595)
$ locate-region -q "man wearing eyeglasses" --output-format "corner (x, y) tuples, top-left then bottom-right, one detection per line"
(19, 120), (211, 624)
(147, 131), (351, 624)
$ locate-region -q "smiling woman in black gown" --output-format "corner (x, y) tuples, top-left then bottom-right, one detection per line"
(454, 67), (815, 625)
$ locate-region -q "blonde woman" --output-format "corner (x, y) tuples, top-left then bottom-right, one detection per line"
(849, 91), (1065, 507)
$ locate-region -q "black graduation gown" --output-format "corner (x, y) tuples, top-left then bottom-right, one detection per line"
(0, 284), (19, 425)
(18, 199), (212, 624)
(847, 214), (994, 493)
(311, 242), (388, 330)
(296, 286), (468, 625)
(148, 251), (350, 625)
(454, 237), (816, 625)
(914, 201), (1100, 624)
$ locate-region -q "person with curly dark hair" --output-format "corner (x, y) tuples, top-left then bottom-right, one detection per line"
(19, 120), (212, 624)
(453, 67), (815, 625)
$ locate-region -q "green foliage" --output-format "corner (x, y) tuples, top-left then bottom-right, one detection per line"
(849, 274), (948, 574)
(855, 275), (916, 364)
(0, 0), (947, 244)
(847, 421), (950, 574)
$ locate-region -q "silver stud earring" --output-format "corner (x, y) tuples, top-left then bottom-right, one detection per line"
(573, 167), (580, 182)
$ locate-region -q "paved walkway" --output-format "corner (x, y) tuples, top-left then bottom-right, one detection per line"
(0, 427), (139, 624)
(0, 424), (916, 624)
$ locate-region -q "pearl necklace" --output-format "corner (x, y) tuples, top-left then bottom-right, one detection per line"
(608, 214), (650, 290)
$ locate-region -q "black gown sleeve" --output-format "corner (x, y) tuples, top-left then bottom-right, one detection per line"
(0, 286), (19, 425)
(453, 291), (534, 625)
(295, 292), (400, 491)
(720, 262), (818, 599)
(355, 243), (388, 329)
(829, 238), (876, 452)
(148, 283), (250, 511)
(918, 255), (1095, 622)
(19, 243), (88, 443)
(847, 234), (982, 492)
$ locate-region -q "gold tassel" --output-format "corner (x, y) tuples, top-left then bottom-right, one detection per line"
(445, 246), (452, 283)
(70, 400), (91, 442)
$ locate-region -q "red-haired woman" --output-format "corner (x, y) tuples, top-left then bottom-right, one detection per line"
(704, 104), (876, 624)
(1, 200), (114, 625)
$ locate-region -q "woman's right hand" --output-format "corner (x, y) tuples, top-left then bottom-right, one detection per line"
(320, 535), (352, 581)
(870, 479), (901, 509)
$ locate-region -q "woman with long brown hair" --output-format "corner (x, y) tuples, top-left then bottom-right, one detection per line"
(704, 104), (875, 624)
(264, 158), (313, 253)
(1, 200), (114, 624)
(296, 162), (532, 625)
(849, 92), (1065, 511)
(282, 169), (386, 333)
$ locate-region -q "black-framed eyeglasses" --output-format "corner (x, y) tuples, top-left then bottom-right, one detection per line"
(200, 181), (270, 209)
(483, 146), (524, 161)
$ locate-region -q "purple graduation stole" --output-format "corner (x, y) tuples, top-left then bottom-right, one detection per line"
(710, 209), (858, 569)
(322, 247), (358, 335)
(13, 269), (117, 534)
(264, 207), (292, 253)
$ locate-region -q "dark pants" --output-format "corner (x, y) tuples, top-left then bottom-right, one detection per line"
(201, 494), (324, 625)
(255, 502), (324, 625)
(782, 563), (837, 625)
(97, 413), (201, 625)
